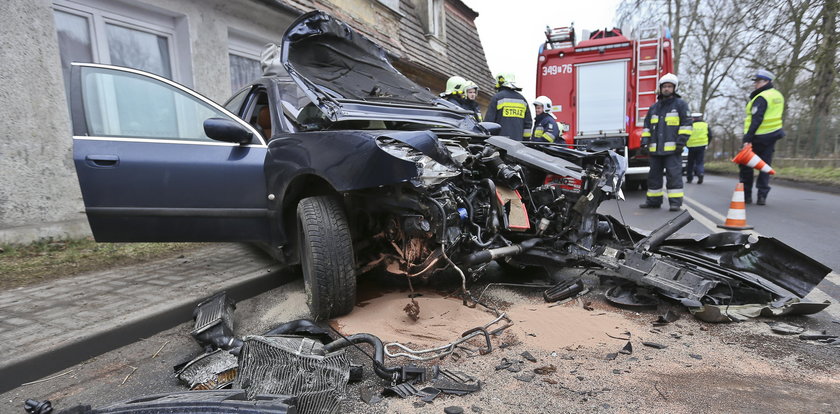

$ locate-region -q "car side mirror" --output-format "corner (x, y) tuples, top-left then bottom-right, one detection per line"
(479, 122), (501, 135)
(203, 118), (253, 145)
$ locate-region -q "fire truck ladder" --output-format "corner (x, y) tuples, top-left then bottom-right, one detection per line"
(634, 26), (663, 126)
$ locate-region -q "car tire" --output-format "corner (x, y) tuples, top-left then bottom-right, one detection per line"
(297, 195), (356, 320)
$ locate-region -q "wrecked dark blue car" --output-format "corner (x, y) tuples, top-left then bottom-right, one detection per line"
(71, 11), (829, 321)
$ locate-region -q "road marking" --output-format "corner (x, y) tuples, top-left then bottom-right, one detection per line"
(683, 196), (761, 238)
(682, 203), (724, 234)
(804, 285), (840, 319)
(683, 195), (837, 305)
(826, 271), (840, 287)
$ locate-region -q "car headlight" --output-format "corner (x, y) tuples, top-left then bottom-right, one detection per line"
(376, 138), (460, 187)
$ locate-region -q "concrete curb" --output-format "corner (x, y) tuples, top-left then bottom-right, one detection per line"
(0, 244), (293, 393)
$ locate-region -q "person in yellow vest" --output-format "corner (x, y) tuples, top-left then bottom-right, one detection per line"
(686, 112), (711, 184)
(741, 69), (785, 205)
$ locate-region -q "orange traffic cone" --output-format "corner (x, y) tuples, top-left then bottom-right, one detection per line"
(732, 144), (775, 175)
(717, 183), (754, 230)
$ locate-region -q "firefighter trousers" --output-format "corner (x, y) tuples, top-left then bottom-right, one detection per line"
(646, 154), (684, 207)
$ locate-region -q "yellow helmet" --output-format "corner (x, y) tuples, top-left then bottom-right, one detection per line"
(441, 75), (467, 96)
(464, 80), (478, 93)
(495, 72), (520, 90)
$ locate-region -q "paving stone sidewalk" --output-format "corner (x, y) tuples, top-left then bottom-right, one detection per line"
(0, 243), (279, 390)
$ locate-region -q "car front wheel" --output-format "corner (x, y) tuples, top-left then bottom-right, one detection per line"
(297, 195), (357, 319)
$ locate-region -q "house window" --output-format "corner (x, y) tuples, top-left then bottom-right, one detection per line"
(377, 0), (401, 14)
(228, 30), (272, 93)
(52, 0), (188, 96)
(427, 0), (444, 38)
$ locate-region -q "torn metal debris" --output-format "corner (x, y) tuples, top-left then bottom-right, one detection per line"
(175, 349), (238, 391)
(384, 313), (508, 361)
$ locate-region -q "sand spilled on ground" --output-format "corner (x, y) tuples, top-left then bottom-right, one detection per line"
(332, 290), (645, 351)
(507, 301), (645, 350)
(333, 290), (496, 346)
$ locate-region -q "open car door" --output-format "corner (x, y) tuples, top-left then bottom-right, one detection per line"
(69, 63), (270, 242)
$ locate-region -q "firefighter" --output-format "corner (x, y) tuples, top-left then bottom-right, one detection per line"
(441, 75), (468, 109)
(639, 73), (692, 211)
(531, 96), (560, 143)
(463, 80), (483, 121)
(741, 69), (784, 205)
(686, 112), (711, 184)
(485, 73), (532, 140)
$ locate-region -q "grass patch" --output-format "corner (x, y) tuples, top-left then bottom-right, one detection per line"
(704, 161), (840, 186)
(0, 238), (205, 291)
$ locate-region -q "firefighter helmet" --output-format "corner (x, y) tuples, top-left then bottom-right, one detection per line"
(495, 72), (520, 90)
(533, 96), (553, 112)
(464, 80), (478, 93)
(441, 75), (467, 96)
(658, 73), (679, 89)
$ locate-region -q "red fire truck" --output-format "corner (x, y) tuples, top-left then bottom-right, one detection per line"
(535, 26), (674, 189)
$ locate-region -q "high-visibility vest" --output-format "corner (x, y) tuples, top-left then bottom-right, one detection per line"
(744, 88), (784, 135)
(687, 121), (709, 147)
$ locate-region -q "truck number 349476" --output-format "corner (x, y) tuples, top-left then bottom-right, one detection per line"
(542, 64), (573, 76)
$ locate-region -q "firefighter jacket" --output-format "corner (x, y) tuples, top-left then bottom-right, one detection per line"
(463, 99), (483, 122)
(687, 121), (709, 147)
(444, 94), (466, 109)
(532, 113), (560, 143)
(744, 84), (784, 142)
(485, 88), (532, 140)
(641, 94), (692, 155)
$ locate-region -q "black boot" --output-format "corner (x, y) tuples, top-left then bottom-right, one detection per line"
(757, 196), (766, 205)
(697, 175), (704, 184)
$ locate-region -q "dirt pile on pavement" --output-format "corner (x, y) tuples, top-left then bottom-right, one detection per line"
(507, 301), (645, 350)
(333, 289), (645, 352)
(333, 290), (496, 346)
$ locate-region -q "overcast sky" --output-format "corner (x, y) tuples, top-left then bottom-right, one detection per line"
(461, 0), (621, 103)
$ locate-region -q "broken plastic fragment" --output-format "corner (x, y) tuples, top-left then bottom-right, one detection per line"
(619, 342), (633, 355)
(521, 351), (537, 362)
(642, 342), (667, 349)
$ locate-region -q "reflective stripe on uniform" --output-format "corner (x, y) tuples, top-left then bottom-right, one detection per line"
(497, 98), (527, 118)
(665, 112), (680, 126)
(663, 141), (676, 151)
(650, 115), (659, 124)
(534, 127), (545, 138)
(667, 189), (684, 198)
(647, 188), (664, 197)
(523, 129), (532, 138)
(543, 132), (555, 142)
(649, 143), (657, 151)
(678, 125), (693, 135)
(641, 128), (651, 138)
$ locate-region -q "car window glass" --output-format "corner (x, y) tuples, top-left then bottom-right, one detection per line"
(224, 86), (251, 117)
(81, 66), (230, 142)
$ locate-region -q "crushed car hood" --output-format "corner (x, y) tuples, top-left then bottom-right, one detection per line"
(281, 11), (476, 130)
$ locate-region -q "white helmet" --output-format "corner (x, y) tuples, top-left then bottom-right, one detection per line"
(658, 73), (679, 89)
(533, 96), (553, 112)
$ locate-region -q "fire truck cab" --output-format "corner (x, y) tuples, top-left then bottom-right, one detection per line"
(536, 25), (674, 189)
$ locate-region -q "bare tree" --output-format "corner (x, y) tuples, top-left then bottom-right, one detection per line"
(804, 0), (839, 156)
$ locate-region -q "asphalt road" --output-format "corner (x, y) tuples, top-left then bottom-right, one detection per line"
(600, 173), (840, 322)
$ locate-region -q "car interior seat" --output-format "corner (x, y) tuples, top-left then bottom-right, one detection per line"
(257, 106), (272, 139)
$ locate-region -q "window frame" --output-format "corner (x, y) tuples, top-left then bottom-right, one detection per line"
(227, 28), (272, 93)
(53, 0), (190, 85)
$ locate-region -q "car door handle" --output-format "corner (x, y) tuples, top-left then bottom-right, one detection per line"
(86, 155), (120, 168)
